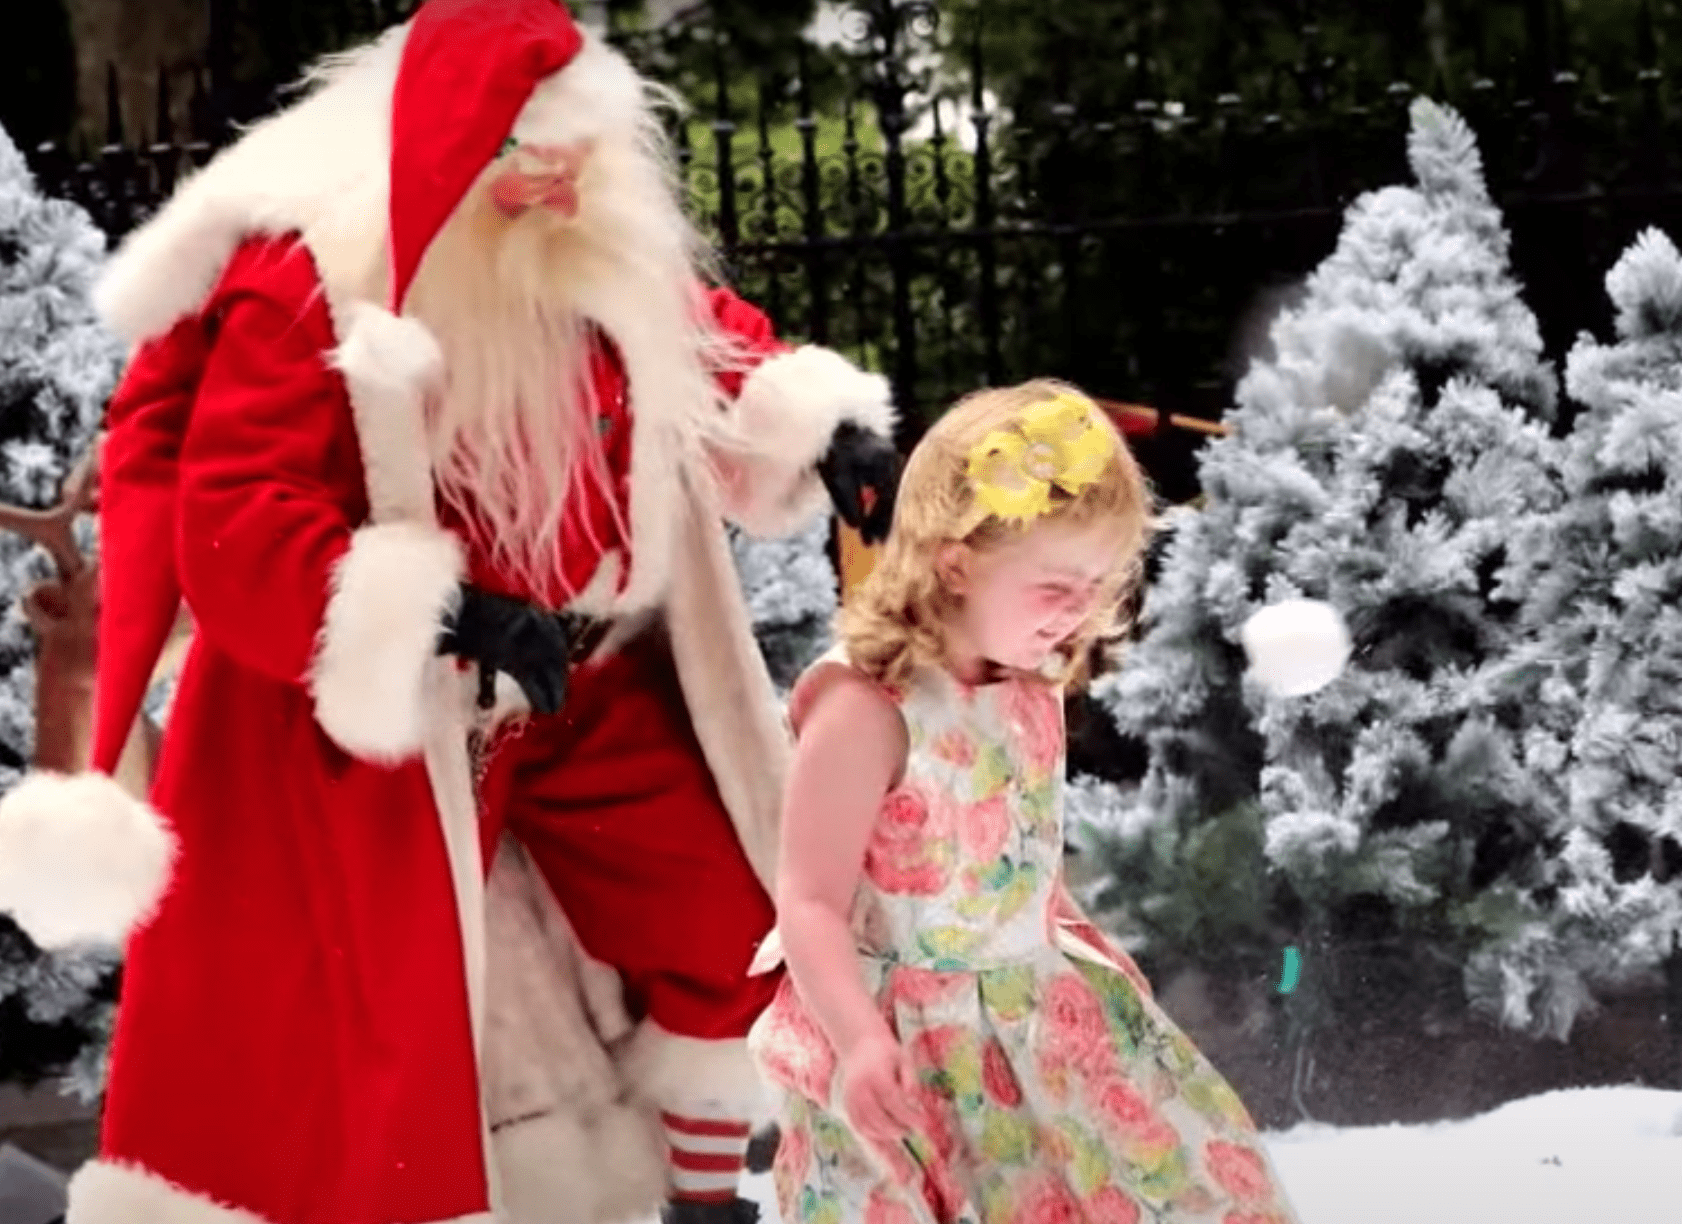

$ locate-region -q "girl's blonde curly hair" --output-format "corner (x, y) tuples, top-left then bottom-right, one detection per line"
(837, 379), (1157, 691)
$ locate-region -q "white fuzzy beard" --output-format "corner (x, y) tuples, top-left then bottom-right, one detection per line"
(402, 95), (742, 602)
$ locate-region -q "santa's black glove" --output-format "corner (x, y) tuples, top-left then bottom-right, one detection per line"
(817, 420), (900, 546)
(436, 585), (571, 715)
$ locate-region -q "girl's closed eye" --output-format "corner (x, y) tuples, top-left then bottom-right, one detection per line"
(1035, 580), (1096, 610)
(1032, 585), (1079, 617)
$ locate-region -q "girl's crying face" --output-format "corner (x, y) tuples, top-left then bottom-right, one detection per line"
(488, 140), (594, 221)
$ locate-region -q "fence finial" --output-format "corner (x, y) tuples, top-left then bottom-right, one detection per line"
(155, 65), (173, 148)
(105, 63), (124, 148)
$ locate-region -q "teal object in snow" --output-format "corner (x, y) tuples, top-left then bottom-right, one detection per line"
(1277, 946), (1302, 994)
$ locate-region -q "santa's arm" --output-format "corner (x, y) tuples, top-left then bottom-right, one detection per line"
(702, 286), (897, 538)
(176, 245), (462, 762)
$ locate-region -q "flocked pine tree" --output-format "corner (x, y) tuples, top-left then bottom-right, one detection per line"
(1476, 228), (1682, 1035)
(729, 513), (838, 692)
(1079, 99), (1571, 1053)
(0, 121), (124, 1095)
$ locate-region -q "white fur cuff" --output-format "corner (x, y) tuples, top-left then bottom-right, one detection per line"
(69, 1160), (272, 1224)
(621, 1023), (771, 1123)
(721, 346), (895, 539)
(0, 771), (176, 949)
(309, 522), (465, 763)
(737, 346), (896, 463)
(68, 1157), (496, 1224)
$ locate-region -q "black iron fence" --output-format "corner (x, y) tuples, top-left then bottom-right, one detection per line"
(26, 2), (1682, 499)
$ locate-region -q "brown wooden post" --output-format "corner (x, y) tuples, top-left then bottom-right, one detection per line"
(0, 446), (100, 774)
(19, 567), (99, 775)
(837, 520), (879, 601)
(0, 441), (166, 791)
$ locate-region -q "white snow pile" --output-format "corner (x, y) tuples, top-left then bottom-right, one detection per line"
(725, 1085), (1682, 1224)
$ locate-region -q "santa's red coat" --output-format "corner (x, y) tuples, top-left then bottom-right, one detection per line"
(91, 236), (805, 1222)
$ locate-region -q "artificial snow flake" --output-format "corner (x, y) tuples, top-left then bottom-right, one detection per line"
(729, 513), (838, 692)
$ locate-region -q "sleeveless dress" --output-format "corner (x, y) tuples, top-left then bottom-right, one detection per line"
(747, 652), (1299, 1224)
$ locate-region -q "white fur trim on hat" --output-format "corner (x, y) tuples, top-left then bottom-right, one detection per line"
(621, 1022), (771, 1123)
(0, 771), (175, 950)
(1241, 598), (1353, 697)
(67, 1157), (495, 1224)
(719, 345), (896, 539)
(309, 522), (465, 763)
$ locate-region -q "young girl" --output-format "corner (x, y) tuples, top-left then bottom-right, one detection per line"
(749, 381), (1299, 1224)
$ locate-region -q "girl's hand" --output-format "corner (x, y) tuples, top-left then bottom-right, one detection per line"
(839, 1030), (922, 1148)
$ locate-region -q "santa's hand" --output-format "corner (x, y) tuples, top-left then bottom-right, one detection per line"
(818, 421), (900, 546)
(437, 585), (571, 715)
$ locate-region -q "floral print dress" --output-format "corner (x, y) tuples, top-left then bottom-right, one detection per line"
(747, 655), (1298, 1224)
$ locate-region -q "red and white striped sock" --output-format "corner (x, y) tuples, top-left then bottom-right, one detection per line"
(662, 1111), (752, 1204)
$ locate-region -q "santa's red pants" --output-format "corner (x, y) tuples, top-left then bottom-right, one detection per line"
(476, 629), (779, 1043)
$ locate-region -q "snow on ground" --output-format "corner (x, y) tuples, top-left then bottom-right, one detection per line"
(1265, 1087), (1682, 1224)
(735, 1086), (1682, 1224)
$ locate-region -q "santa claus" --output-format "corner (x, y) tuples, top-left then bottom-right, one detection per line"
(0, 2), (900, 1223)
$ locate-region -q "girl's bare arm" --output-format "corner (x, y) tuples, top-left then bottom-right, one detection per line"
(776, 667), (907, 1058)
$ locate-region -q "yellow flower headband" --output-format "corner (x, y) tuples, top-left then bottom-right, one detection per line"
(965, 392), (1116, 524)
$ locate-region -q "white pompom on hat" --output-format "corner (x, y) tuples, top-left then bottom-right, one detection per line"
(1240, 598), (1352, 697)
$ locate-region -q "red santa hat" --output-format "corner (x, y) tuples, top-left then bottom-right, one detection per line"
(386, 0), (585, 311)
(0, 0), (595, 951)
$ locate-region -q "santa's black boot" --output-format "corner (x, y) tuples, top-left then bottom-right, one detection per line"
(661, 1198), (761, 1224)
(744, 1123), (781, 1175)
